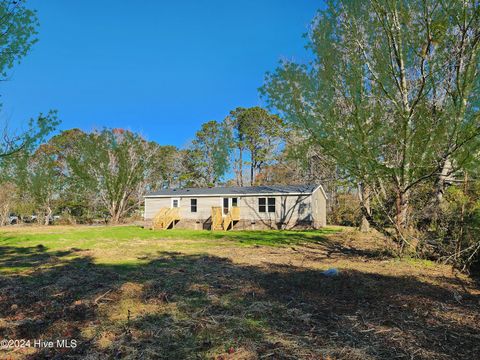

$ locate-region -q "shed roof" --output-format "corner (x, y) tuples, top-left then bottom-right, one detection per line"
(145, 184), (321, 197)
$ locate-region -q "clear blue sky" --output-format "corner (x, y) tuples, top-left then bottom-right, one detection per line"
(2, 0), (322, 148)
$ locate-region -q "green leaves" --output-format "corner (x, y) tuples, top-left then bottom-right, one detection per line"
(0, 111), (60, 159)
(0, 1), (39, 79)
(191, 120), (232, 186)
(228, 107), (284, 185)
(0, 1), (59, 160)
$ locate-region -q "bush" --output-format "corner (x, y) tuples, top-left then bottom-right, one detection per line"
(422, 184), (480, 273)
(328, 193), (361, 227)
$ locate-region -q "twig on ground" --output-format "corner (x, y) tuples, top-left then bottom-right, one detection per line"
(94, 289), (112, 304)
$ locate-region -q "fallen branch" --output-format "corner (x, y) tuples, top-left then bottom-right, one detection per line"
(94, 289), (112, 304)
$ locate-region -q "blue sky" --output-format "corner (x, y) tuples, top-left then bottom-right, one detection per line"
(2, 0), (322, 148)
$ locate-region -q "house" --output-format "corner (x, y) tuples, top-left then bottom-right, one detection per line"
(144, 184), (327, 230)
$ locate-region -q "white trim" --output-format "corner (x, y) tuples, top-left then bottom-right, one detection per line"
(221, 197), (229, 217)
(311, 184), (328, 200)
(145, 192), (315, 198)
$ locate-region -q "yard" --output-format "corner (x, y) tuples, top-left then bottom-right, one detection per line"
(0, 226), (479, 359)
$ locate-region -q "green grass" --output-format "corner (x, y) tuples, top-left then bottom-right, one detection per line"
(400, 256), (436, 268)
(0, 225), (342, 272)
(0, 225), (341, 245)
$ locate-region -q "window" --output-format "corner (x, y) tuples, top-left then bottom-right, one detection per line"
(268, 198), (276, 213)
(172, 198), (179, 208)
(258, 198), (266, 212)
(191, 199), (197, 212)
(232, 198), (238, 207)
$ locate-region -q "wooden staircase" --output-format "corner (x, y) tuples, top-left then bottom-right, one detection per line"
(211, 206), (240, 231)
(152, 207), (180, 230)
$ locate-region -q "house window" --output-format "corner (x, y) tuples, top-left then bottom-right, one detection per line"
(268, 198), (276, 213)
(191, 199), (197, 212)
(172, 198), (179, 208)
(232, 198), (238, 207)
(258, 198), (266, 212)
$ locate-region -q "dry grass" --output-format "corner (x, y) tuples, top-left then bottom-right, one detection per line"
(0, 226), (479, 359)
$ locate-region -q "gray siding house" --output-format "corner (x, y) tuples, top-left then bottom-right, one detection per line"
(144, 184), (327, 230)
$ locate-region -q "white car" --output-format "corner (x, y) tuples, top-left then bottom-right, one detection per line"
(9, 215), (19, 225)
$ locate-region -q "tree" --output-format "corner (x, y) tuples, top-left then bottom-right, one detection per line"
(176, 149), (205, 187)
(254, 137), (335, 187)
(0, 136), (66, 225)
(0, 0), (38, 79)
(1, 112), (59, 159)
(67, 129), (161, 224)
(153, 145), (183, 189)
(0, 182), (16, 225)
(42, 129), (92, 223)
(24, 144), (64, 224)
(190, 120), (231, 186)
(227, 107), (284, 186)
(0, 1), (59, 159)
(261, 0), (480, 248)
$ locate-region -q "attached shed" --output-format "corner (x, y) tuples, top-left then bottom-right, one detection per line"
(144, 184), (327, 230)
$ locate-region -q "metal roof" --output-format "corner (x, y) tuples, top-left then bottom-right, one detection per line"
(145, 184), (320, 197)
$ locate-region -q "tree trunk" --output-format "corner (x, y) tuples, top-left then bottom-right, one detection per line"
(431, 158), (452, 224)
(250, 157), (254, 186)
(359, 184), (370, 232)
(360, 186), (372, 232)
(236, 147), (244, 186)
(456, 171), (468, 259)
(109, 203), (120, 224)
(110, 211), (121, 224)
(395, 188), (410, 242)
(44, 206), (52, 226)
(0, 204), (8, 226)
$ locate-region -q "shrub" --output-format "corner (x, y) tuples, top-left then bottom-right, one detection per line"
(328, 193), (361, 227)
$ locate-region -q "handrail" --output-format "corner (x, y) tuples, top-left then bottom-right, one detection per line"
(231, 207), (240, 221)
(152, 208), (167, 230)
(223, 213), (229, 230)
(211, 207), (223, 230)
(211, 206), (240, 231)
(152, 207), (180, 230)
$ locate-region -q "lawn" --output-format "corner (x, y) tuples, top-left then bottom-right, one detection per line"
(0, 226), (479, 359)
(0, 226), (340, 271)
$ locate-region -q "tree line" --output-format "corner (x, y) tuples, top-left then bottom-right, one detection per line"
(0, 106), (331, 225)
(0, 110), (281, 224)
